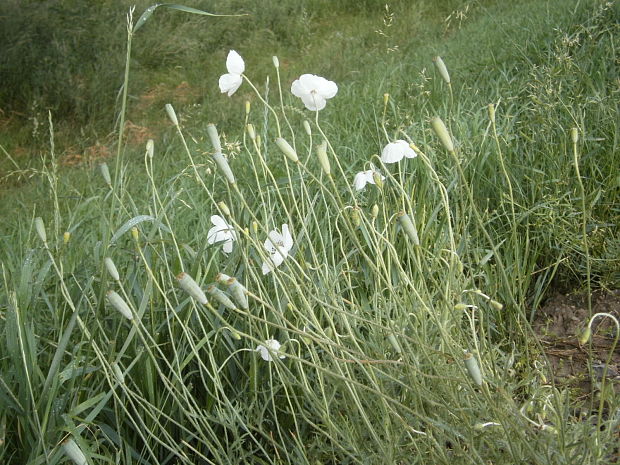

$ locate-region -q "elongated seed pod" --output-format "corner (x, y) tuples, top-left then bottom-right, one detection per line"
(398, 212), (420, 246)
(62, 438), (87, 465)
(104, 257), (120, 281)
(431, 117), (454, 152)
(207, 284), (236, 310)
(177, 272), (208, 305)
(464, 351), (483, 386)
(107, 290), (133, 320)
(275, 138), (299, 163)
(35, 217), (47, 243)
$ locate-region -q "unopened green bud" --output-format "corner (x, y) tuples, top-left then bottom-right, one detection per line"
(215, 272), (232, 284)
(146, 139), (154, 159)
(464, 351), (483, 386)
(130, 227), (139, 242)
(34, 217), (47, 244)
(398, 211), (420, 246)
(371, 204), (379, 219)
(303, 120), (312, 136)
(104, 257), (120, 281)
(579, 326), (591, 345)
(218, 201), (231, 216)
(247, 123), (256, 140)
(454, 303), (467, 311)
(488, 104), (496, 124)
(383, 93), (390, 106)
(431, 117), (454, 152)
(490, 299), (503, 311)
(350, 208), (361, 228)
(107, 290), (133, 320)
(433, 56), (451, 84)
(63, 231), (71, 244)
(275, 137), (299, 163)
(212, 152), (236, 184)
(272, 56), (280, 68)
(251, 221), (259, 235)
(62, 438), (87, 465)
(228, 278), (249, 310)
(112, 363), (125, 384)
(316, 140), (331, 175)
(206, 123), (222, 153)
(165, 103), (179, 126)
(245, 101), (251, 115)
(99, 162), (112, 186)
(387, 332), (402, 354)
(372, 171), (384, 189)
(570, 127), (579, 144)
(177, 272), (208, 305)
(206, 284), (236, 310)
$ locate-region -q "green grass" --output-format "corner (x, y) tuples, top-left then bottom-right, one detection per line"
(1, 0), (619, 463)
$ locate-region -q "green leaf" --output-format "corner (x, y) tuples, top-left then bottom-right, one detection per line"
(133, 3), (246, 33)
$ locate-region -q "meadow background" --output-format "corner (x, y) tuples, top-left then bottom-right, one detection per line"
(0, 0), (618, 463)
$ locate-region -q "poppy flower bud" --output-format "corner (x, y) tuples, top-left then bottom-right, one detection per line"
(113, 363), (125, 384)
(104, 257), (120, 281)
(272, 56), (280, 68)
(350, 208), (361, 228)
(206, 123), (222, 153)
(176, 272), (208, 305)
(316, 141), (331, 175)
(372, 171), (384, 189)
(107, 290), (133, 320)
(165, 103), (179, 126)
(431, 117), (454, 152)
(275, 137), (299, 163)
(62, 438), (87, 465)
(490, 299), (503, 311)
(303, 120), (312, 136)
(99, 162), (112, 186)
(212, 152), (236, 184)
(247, 123), (256, 140)
(206, 284), (236, 310)
(433, 56), (451, 84)
(218, 201), (231, 216)
(464, 351), (483, 386)
(130, 227), (139, 242)
(579, 326), (591, 345)
(387, 332), (402, 354)
(383, 93), (390, 106)
(146, 139), (154, 159)
(571, 127), (579, 144)
(488, 104), (496, 124)
(245, 101), (251, 115)
(34, 217), (47, 244)
(63, 231), (71, 244)
(371, 204), (379, 219)
(228, 278), (249, 310)
(454, 303), (467, 311)
(215, 273), (232, 284)
(398, 211), (420, 246)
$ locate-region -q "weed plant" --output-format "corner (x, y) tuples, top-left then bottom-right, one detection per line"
(0, 0), (618, 464)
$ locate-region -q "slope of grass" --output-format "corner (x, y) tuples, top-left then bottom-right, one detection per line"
(0, 0), (618, 463)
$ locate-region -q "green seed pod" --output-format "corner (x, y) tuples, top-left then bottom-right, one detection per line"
(176, 272), (208, 305)
(464, 351), (483, 386)
(433, 56), (451, 84)
(228, 278), (249, 310)
(488, 104), (496, 124)
(165, 103), (179, 126)
(247, 123), (256, 140)
(34, 217), (47, 244)
(316, 140), (331, 175)
(104, 257), (120, 281)
(206, 284), (236, 310)
(62, 438), (87, 465)
(212, 152), (236, 184)
(431, 117), (454, 152)
(275, 137), (299, 163)
(106, 290), (133, 320)
(99, 162), (112, 186)
(398, 211), (420, 246)
(206, 123), (222, 153)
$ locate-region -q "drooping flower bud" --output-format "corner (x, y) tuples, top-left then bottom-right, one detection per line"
(247, 123), (256, 140)
(272, 56), (280, 68)
(212, 152), (236, 185)
(112, 363), (125, 384)
(218, 201), (231, 216)
(63, 231), (71, 244)
(62, 438), (87, 465)
(371, 204), (379, 219)
(350, 208), (361, 228)
(387, 332), (402, 354)
(165, 103), (179, 126)
(34, 217), (47, 244)
(303, 120), (312, 136)
(146, 139), (154, 159)
(130, 227), (139, 242)
(206, 284), (236, 310)
(488, 104), (496, 124)
(245, 101), (251, 115)
(383, 93), (390, 106)
(316, 140), (331, 175)
(431, 117), (454, 152)
(490, 299), (503, 311)
(578, 326), (591, 345)
(206, 123), (222, 153)
(454, 303), (467, 311)
(99, 162), (112, 186)
(107, 290), (133, 320)
(571, 127), (579, 144)
(228, 278), (249, 310)
(433, 56), (451, 84)
(176, 272), (208, 305)
(104, 257), (120, 281)
(464, 351), (483, 386)
(275, 137), (299, 163)
(398, 211), (420, 246)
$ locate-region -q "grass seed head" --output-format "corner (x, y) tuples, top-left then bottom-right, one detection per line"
(176, 272), (208, 305)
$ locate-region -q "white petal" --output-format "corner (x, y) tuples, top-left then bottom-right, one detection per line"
(207, 226), (230, 245)
(291, 78), (309, 98)
(381, 142), (404, 163)
(403, 144), (418, 159)
(353, 172), (369, 191)
(261, 261), (273, 275)
(219, 74), (243, 96)
(281, 224), (293, 251)
(211, 215), (227, 228)
(301, 93), (326, 111)
(315, 77), (338, 98)
(226, 50), (245, 75)
(270, 250), (286, 268)
(222, 239), (234, 254)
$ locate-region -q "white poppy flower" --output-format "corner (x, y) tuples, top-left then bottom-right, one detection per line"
(291, 74), (338, 111)
(261, 224), (293, 274)
(256, 339), (286, 362)
(219, 50), (245, 96)
(353, 165), (385, 191)
(380, 140), (417, 164)
(207, 215), (237, 253)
